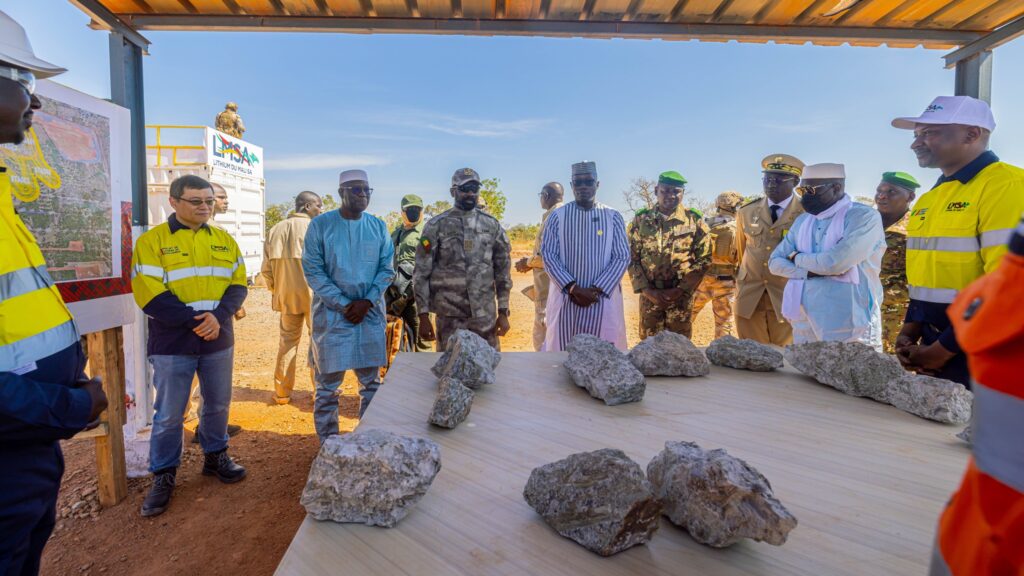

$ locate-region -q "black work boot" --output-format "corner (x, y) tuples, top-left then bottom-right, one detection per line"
(141, 469), (176, 517)
(202, 449), (247, 484)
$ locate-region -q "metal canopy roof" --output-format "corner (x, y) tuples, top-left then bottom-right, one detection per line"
(76, 0), (1024, 49)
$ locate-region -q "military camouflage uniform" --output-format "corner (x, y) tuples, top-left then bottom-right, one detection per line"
(880, 213), (909, 354)
(691, 213), (739, 338)
(627, 206), (711, 339)
(414, 208), (512, 351)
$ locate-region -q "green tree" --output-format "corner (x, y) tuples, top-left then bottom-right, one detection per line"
(380, 210), (403, 232)
(424, 200), (452, 218)
(506, 222), (540, 245)
(479, 178), (507, 223)
(265, 201), (290, 236)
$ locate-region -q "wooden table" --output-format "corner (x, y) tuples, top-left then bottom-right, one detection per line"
(276, 352), (969, 575)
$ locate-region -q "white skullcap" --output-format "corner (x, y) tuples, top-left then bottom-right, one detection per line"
(802, 163), (845, 180)
(339, 169), (369, 185)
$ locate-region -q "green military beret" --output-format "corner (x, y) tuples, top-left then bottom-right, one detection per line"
(401, 194), (424, 208)
(658, 171), (687, 187)
(881, 171), (920, 191)
(688, 207), (703, 218)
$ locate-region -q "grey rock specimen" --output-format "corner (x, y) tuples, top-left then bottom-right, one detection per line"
(428, 376), (474, 429)
(300, 429), (441, 527)
(628, 331), (710, 377)
(647, 441), (797, 548)
(705, 335), (784, 372)
(431, 329), (501, 389)
(957, 424), (972, 445)
(523, 449), (662, 556)
(565, 334), (646, 405)
(785, 341), (973, 424)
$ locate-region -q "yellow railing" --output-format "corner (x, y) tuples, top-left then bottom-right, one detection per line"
(146, 124), (206, 167)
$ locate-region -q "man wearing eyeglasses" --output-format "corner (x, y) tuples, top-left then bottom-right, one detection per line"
(1, 10), (109, 573)
(627, 171), (711, 340)
(303, 170), (394, 440)
(515, 182), (564, 351)
(414, 168), (512, 351)
(132, 174), (249, 517)
(768, 163), (886, 349)
(735, 154), (805, 346)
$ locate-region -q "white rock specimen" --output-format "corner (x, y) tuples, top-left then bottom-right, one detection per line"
(784, 341), (972, 424)
(431, 329), (501, 389)
(628, 331), (710, 377)
(705, 335), (784, 372)
(565, 334), (646, 405)
(523, 449), (662, 556)
(300, 429), (441, 527)
(646, 441), (797, 548)
(429, 376), (474, 429)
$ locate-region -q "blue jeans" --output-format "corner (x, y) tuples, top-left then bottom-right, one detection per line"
(313, 364), (380, 442)
(149, 347), (234, 472)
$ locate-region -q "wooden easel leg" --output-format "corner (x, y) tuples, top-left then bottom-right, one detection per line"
(87, 327), (128, 507)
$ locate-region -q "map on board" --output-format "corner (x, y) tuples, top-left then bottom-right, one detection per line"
(0, 92), (114, 282)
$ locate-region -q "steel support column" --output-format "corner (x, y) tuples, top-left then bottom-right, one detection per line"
(954, 50), (992, 104)
(108, 32), (148, 225)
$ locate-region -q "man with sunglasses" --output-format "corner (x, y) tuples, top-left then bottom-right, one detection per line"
(1, 11), (109, 573)
(414, 168), (512, 351)
(132, 174), (249, 517)
(627, 171), (710, 340)
(387, 194), (430, 352)
(735, 154), (805, 346)
(515, 182), (564, 351)
(540, 161), (630, 350)
(890, 96), (1024, 386)
(303, 170), (394, 438)
(769, 163), (886, 349)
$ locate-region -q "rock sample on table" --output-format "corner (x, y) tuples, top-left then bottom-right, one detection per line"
(784, 341), (973, 424)
(647, 441), (797, 548)
(300, 429), (441, 527)
(431, 329), (501, 389)
(564, 334), (646, 405)
(705, 335), (784, 372)
(428, 376), (474, 429)
(628, 331), (710, 377)
(523, 448), (662, 556)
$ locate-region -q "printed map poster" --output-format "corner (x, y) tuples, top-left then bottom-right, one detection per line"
(0, 80), (133, 332)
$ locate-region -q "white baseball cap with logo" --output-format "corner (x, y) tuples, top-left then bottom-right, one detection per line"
(891, 96), (996, 132)
(0, 10), (66, 78)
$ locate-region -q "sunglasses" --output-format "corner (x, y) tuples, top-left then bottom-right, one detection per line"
(572, 178), (596, 187)
(796, 183), (832, 196)
(0, 65), (36, 96)
(457, 183), (480, 193)
(341, 186), (374, 197)
(176, 197), (216, 207)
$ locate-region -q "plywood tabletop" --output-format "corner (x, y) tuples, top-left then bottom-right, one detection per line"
(276, 351), (969, 576)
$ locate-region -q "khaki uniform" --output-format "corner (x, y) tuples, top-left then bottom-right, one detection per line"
(735, 196), (804, 345)
(414, 208), (512, 351)
(627, 206), (711, 339)
(525, 202), (562, 351)
(692, 214), (739, 338)
(880, 213), (909, 354)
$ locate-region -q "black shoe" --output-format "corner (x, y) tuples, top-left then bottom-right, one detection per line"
(141, 469), (176, 517)
(192, 424), (242, 443)
(202, 449), (247, 484)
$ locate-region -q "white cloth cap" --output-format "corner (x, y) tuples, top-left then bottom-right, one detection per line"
(891, 96), (996, 132)
(0, 10), (65, 78)
(802, 163), (846, 180)
(339, 169), (368, 185)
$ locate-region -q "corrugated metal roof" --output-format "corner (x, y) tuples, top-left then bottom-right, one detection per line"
(86, 0), (1024, 48)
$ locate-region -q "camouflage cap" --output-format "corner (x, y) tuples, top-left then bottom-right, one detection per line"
(452, 167), (481, 186)
(716, 190), (744, 211)
(401, 194), (424, 208)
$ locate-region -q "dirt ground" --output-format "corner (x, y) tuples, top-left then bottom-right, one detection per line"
(43, 263), (720, 576)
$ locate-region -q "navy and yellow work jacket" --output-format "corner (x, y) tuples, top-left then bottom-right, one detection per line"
(132, 213), (248, 356)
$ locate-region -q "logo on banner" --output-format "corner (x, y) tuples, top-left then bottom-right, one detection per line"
(212, 134), (260, 168)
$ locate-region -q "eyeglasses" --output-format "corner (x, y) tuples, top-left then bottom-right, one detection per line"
(341, 186), (374, 197)
(457, 183), (480, 193)
(572, 178), (596, 187)
(0, 65), (36, 96)
(657, 187), (684, 197)
(796, 183), (832, 196)
(176, 197), (216, 207)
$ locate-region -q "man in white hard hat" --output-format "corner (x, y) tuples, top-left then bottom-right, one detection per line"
(0, 10), (109, 575)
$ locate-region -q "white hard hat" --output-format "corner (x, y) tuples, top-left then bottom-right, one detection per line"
(0, 10), (65, 79)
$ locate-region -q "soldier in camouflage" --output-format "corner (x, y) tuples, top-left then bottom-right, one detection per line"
(874, 171), (919, 354)
(414, 168), (513, 351)
(628, 171), (711, 339)
(691, 190), (743, 338)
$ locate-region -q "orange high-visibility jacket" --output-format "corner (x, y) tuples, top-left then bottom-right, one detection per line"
(930, 222), (1024, 576)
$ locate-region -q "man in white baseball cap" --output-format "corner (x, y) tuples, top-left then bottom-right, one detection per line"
(1, 9), (109, 576)
(890, 96), (1024, 386)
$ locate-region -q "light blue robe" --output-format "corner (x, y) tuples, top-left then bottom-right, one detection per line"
(768, 202), (886, 350)
(303, 211), (395, 374)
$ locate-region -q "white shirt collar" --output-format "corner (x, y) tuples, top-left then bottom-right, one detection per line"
(769, 194), (793, 213)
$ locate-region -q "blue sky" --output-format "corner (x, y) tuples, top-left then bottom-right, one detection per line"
(7, 0), (1024, 224)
